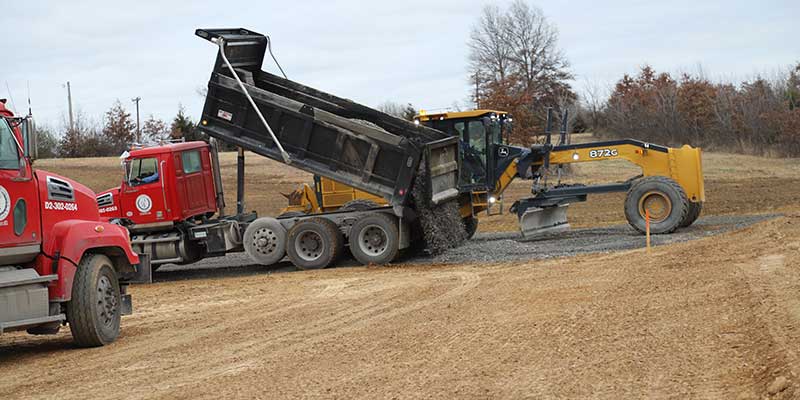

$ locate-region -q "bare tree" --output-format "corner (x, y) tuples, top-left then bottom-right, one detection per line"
(142, 115), (170, 143)
(377, 101), (417, 121)
(504, 0), (572, 93)
(467, 1), (575, 144)
(468, 4), (513, 84)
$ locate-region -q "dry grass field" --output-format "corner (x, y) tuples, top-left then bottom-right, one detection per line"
(2, 142), (799, 399)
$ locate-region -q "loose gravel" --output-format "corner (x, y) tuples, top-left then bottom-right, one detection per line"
(408, 213), (778, 264)
(155, 214), (778, 281)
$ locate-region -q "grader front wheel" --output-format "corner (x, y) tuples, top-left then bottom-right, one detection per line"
(624, 176), (689, 234)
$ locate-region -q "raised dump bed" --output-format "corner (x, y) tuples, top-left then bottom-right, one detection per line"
(195, 28), (459, 207)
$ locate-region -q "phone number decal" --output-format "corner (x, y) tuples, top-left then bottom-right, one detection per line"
(45, 201), (78, 211)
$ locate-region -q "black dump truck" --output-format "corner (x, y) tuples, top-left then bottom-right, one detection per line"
(194, 28), (461, 269)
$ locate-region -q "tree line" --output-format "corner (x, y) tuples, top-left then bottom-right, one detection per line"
(589, 65), (800, 157)
(468, 1), (799, 157)
(34, 101), (204, 159)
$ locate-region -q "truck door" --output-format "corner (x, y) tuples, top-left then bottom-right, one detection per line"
(174, 148), (214, 218)
(120, 156), (170, 225)
(0, 118), (40, 262)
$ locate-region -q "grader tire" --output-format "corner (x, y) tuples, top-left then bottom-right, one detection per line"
(463, 216), (479, 239)
(624, 176), (689, 234)
(67, 254), (121, 347)
(680, 201), (703, 228)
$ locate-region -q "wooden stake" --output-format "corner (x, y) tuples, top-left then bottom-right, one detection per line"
(645, 209), (651, 254)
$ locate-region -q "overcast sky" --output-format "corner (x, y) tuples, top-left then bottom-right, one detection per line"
(2, 0), (798, 129)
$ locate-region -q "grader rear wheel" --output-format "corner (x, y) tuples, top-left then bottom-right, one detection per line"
(680, 201), (703, 228)
(624, 176), (689, 234)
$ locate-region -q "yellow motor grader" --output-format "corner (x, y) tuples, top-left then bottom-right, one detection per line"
(282, 108), (704, 239)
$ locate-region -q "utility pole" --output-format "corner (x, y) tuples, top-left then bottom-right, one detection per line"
(66, 81), (74, 131)
(131, 96), (141, 143)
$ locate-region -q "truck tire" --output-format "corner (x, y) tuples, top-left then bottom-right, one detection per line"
(340, 199), (380, 212)
(244, 217), (287, 266)
(286, 218), (343, 270)
(349, 213), (399, 265)
(680, 201), (703, 228)
(463, 216), (479, 239)
(66, 254), (121, 347)
(624, 176), (689, 234)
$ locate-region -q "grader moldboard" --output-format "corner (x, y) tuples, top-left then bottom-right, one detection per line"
(284, 107), (705, 240)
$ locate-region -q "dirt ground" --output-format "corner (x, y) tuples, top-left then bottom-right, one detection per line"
(1, 148), (799, 399)
(1, 214), (798, 399)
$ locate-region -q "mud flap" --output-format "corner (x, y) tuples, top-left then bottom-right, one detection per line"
(518, 204), (571, 241)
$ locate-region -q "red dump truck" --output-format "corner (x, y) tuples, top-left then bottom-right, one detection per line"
(0, 100), (150, 347)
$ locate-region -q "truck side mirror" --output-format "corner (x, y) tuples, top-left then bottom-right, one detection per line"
(21, 117), (37, 161)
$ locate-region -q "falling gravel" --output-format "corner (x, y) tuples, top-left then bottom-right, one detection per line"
(409, 157), (467, 255)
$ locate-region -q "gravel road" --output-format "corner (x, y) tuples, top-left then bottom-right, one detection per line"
(155, 214), (777, 281)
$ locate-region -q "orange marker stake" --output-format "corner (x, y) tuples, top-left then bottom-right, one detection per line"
(645, 209), (651, 254)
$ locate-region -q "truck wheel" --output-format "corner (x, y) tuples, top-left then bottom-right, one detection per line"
(66, 254), (121, 347)
(680, 201), (703, 228)
(463, 216), (479, 239)
(244, 217), (287, 266)
(349, 213), (399, 265)
(340, 199), (380, 212)
(624, 176), (689, 234)
(286, 218), (343, 270)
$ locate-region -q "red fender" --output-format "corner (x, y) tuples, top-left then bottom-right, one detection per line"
(40, 220), (139, 301)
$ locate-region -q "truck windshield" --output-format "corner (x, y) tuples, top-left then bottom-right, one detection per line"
(0, 118), (21, 170)
(126, 157), (159, 186)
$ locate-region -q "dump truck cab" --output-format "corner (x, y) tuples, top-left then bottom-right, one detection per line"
(98, 141), (219, 227)
(99, 141), (252, 268)
(0, 100), (149, 347)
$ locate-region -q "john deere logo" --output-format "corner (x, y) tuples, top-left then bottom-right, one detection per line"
(498, 147), (510, 157)
(0, 185), (9, 221)
(135, 194), (153, 213)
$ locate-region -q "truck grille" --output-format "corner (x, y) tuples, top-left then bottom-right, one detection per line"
(46, 176), (75, 202)
(97, 193), (114, 208)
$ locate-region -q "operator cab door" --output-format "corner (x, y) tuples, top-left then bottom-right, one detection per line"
(0, 118), (40, 262)
(121, 155), (169, 226)
(456, 120), (489, 191)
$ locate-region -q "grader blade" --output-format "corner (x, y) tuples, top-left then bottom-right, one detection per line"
(518, 203), (571, 241)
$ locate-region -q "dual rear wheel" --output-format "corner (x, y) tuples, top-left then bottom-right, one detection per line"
(243, 213), (401, 269)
